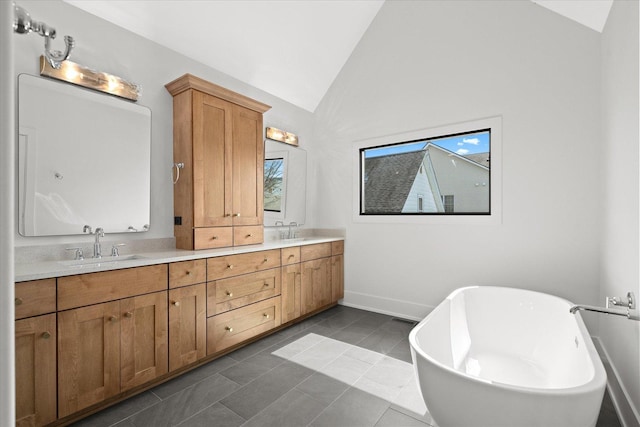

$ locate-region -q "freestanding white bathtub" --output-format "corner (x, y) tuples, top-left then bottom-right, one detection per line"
(409, 286), (606, 427)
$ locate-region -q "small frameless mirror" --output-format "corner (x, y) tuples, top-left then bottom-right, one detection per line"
(264, 139), (306, 226)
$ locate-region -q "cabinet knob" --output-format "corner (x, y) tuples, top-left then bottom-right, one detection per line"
(172, 301), (180, 307)
(224, 214), (231, 217)
(41, 331), (51, 339)
(109, 316), (118, 322)
(14, 297), (23, 306)
(124, 312), (133, 318)
(211, 236), (218, 240)
(263, 282), (269, 287)
(227, 264), (234, 270)
(226, 291), (233, 297)
(234, 213), (241, 217)
(225, 326), (233, 332)
(263, 313), (270, 319)
(263, 257), (268, 263)
(246, 234), (253, 238)
(185, 270), (192, 276)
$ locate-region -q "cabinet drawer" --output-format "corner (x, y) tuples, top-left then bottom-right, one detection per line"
(169, 259), (206, 289)
(58, 264), (168, 310)
(331, 240), (344, 256)
(233, 225), (264, 246)
(194, 227), (233, 250)
(207, 249), (280, 281)
(207, 296), (281, 355)
(301, 243), (332, 262)
(15, 278), (56, 320)
(281, 247), (301, 265)
(208, 268), (281, 316)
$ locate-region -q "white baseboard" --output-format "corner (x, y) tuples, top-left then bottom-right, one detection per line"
(592, 336), (640, 427)
(341, 290), (434, 322)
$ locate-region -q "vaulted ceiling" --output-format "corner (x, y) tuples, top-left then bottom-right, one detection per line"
(64, 0), (613, 113)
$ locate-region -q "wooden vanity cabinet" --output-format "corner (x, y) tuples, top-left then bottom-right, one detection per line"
(168, 259), (207, 372)
(57, 265), (168, 418)
(206, 249), (282, 355)
(15, 279), (57, 427)
(300, 243), (333, 315)
(166, 74), (271, 250)
(281, 246), (301, 324)
(331, 241), (345, 301)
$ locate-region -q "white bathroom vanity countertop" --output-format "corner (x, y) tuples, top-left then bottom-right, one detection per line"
(15, 236), (344, 282)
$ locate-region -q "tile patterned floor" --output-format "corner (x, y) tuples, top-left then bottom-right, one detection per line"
(71, 305), (621, 427)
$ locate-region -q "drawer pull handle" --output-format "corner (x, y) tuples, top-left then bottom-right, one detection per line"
(263, 313), (270, 319)
(246, 234), (253, 238)
(15, 297), (23, 306)
(109, 316), (118, 322)
(186, 270), (192, 275)
(172, 301), (181, 307)
(288, 254), (295, 259)
(263, 257), (268, 263)
(124, 312), (133, 318)
(234, 213), (241, 217)
(211, 236), (218, 240)
(225, 326), (233, 332)
(41, 331), (51, 339)
(263, 283), (269, 287)
(227, 264), (234, 270)
(224, 213), (231, 217)
(226, 291), (233, 297)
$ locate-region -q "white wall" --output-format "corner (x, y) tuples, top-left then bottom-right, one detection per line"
(1, 1), (16, 425)
(312, 0), (603, 321)
(13, 0), (314, 249)
(600, 1), (640, 425)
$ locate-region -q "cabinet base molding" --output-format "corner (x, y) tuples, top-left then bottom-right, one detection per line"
(46, 302), (338, 427)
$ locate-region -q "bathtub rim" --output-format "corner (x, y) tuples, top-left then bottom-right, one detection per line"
(408, 285), (607, 396)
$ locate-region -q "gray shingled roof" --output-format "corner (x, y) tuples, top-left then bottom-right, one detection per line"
(363, 151), (426, 213)
(462, 152), (490, 168)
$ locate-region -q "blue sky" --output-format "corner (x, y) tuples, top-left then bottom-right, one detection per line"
(365, 130), (490, 158)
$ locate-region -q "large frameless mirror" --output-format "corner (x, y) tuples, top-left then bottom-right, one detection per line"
(264, 139), (306, 226)
(17, 73), (151, 236)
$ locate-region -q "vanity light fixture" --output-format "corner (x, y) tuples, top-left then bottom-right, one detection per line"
(266, 126), (298, 147)
(39, 55), (141, 101)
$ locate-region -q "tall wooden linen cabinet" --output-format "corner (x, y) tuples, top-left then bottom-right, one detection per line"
(165, 74), (271, 250)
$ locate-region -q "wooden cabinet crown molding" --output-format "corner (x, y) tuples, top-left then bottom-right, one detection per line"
(165, 74), (271, 114)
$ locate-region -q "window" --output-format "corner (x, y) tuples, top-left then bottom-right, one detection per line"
(360, 129), (490, 215)
(442, 195), (454, 213)
(352, 116), (501, 224)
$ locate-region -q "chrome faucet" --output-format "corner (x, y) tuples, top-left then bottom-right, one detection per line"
(288, 221), (298, 239)
(275, 221), (286, 239)
(93, 227), (104, 258)
(570, 292), (639, 321)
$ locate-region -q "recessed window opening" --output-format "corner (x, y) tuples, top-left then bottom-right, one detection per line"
(359, 129), (490, 215)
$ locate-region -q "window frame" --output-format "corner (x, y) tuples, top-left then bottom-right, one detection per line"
(352, 116), (502, 225)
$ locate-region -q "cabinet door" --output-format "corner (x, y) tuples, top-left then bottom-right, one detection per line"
(193, 91), (233, 227)
(169, 284), (207, 372)
(231, 105), (263, 227)
(120, 292), (168, 391)
(301, 258), (332, 315)
(281, 264), (301, 324)
(16, 314), (57, 427)
(58, 301), (120, 418)
(331, 254), (344, 302)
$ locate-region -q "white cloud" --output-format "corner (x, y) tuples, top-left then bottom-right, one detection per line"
(456, 148), (469, 155)
(462, 137), (479, 145)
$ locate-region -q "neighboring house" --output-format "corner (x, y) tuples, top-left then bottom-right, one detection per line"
(363, 144), (489, 214)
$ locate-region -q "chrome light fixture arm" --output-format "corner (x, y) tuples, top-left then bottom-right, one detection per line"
(13, 3), (74, 69)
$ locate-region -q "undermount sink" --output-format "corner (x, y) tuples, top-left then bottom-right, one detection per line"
(281, 237), (308, 243)
(58, 254), (146, 267)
